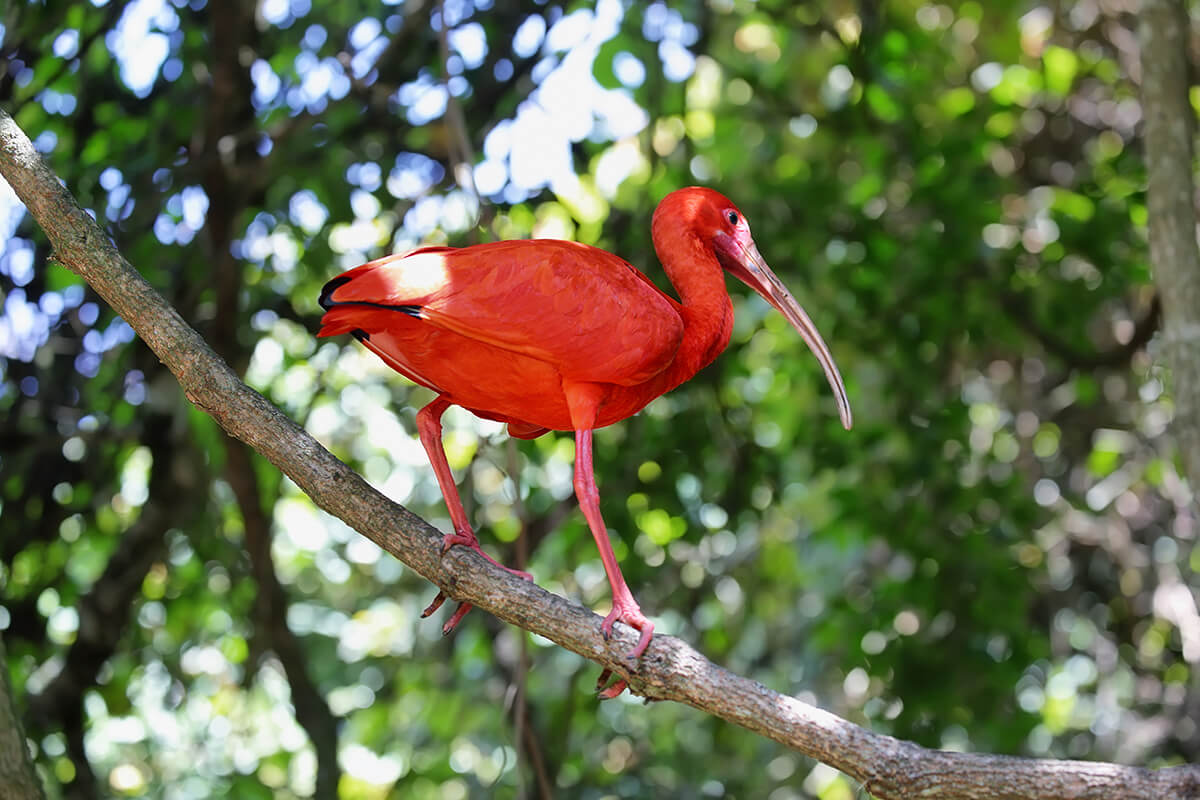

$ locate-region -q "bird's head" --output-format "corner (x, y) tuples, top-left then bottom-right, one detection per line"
(657, 186), (853, 430)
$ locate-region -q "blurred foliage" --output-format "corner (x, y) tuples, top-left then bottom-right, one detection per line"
(1, 0), (1197, 798)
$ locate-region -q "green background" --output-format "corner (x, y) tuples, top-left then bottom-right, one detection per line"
(0, 1), (1194, 797)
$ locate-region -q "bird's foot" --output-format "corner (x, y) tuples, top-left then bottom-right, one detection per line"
(594, 604), (653, 699)
(420, 591), (474, 635)
(596, 668), (629, 700)
(441, 531), (533, 581)
(422, 531), (534, 636)
(600, 599), (655, 660)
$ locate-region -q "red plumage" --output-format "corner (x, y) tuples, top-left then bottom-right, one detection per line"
(319, 187), (851, 690)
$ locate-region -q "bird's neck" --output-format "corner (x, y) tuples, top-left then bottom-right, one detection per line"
(656, 230), (734, 391)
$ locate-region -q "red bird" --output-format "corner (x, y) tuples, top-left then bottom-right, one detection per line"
(318, 187), (851, 669)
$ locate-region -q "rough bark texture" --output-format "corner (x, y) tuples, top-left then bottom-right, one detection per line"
(1, 108), (1197, 799)
(0, 636), (46, 800)
(1139, 0), (1200, 489)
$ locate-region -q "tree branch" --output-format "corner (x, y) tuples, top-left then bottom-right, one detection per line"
(2, 108), (1196, 800)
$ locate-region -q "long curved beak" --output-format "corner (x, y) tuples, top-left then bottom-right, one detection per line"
(724, 238), (853, 430)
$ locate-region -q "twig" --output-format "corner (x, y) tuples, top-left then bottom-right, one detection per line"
(2, 108), (1197, 800)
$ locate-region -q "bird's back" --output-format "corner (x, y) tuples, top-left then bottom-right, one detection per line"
(318, 239), (687, 430)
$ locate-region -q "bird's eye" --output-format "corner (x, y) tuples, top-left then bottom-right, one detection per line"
(727, 211), (739, 226)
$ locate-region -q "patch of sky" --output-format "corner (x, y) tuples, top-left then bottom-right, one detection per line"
(349, 17), (381, 49)
(351, 34), (387, 80)
(105, 172), (133, 222)
(251, 59), (281, 109)
(438, 0), (474, 28)
(395, 73), (448, 125)
(387, 153), (445, 200)
(302, 24), (327, 50)
(39, 89), (78, 116)
(291, 53), (350, 110)
(179, 186), (209, 230)
(32, 131), (57, 153)
(350, 189), (380, 221)
(347, 162), (383, 192)
(512, 15), (546, 58)
(546, 9), (594, 51)
(106, 0), (178, 97)
(659, 39), (695, 82)
(613, 52), (645, 88)
(261, 0), (311, 28)
(640, 2), (698, 81)
(0, 289), (49, 361)
(289, 190), (329, 235)
(0, 282), (88, 364)
(2, 241), (34, 288)
(449, 23), (487, 69)
(53, 30), (80, 59)
(404, 195), (443, 236)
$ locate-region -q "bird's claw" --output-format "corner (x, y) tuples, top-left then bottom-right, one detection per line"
(441, 601), (473, 635)
(422, 532), (534, 637)
(594, 597), (653, 698)
(441, 530), (478, 554)
(596, 605), (652, 699)
(601, 604), (655, 660)
(420, 590), (474, 636)
(440, 532), (533, 581)
(420, 591), (448, 618)
(596, 668), (629, 699)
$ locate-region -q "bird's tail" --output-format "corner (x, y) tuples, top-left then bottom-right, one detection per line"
(316, 272), (361, 337)
(317, 261), (423, 338)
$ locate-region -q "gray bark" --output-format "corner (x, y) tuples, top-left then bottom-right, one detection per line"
(0, 636), (47, 800)
(1139, 0), (1200, 489)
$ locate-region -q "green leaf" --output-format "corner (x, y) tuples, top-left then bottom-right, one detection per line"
(1043, 46), (1079, 96)
(939, 87), (976, 117)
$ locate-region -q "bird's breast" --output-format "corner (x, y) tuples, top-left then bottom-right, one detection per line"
(358, 319), (670, 432)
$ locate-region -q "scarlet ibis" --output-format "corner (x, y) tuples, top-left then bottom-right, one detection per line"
(318, 186), (851, 669)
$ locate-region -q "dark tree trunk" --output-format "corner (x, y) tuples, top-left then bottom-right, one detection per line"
(0, 636), (47, 800)
(1139, 0), (1200, 490)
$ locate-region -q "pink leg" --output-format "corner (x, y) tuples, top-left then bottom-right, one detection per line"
(416, 396), (531, 633)
(574, 427), (654, 660)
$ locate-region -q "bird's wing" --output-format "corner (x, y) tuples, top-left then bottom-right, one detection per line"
(321, 240), (685, 386)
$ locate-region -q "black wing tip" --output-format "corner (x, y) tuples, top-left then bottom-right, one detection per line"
(319, 275), (353, 310)
(318, 274), (424, 319)
(351, 329), (370, 342)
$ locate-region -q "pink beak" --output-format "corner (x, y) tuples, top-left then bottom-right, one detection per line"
(720, 235), (853, 430)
